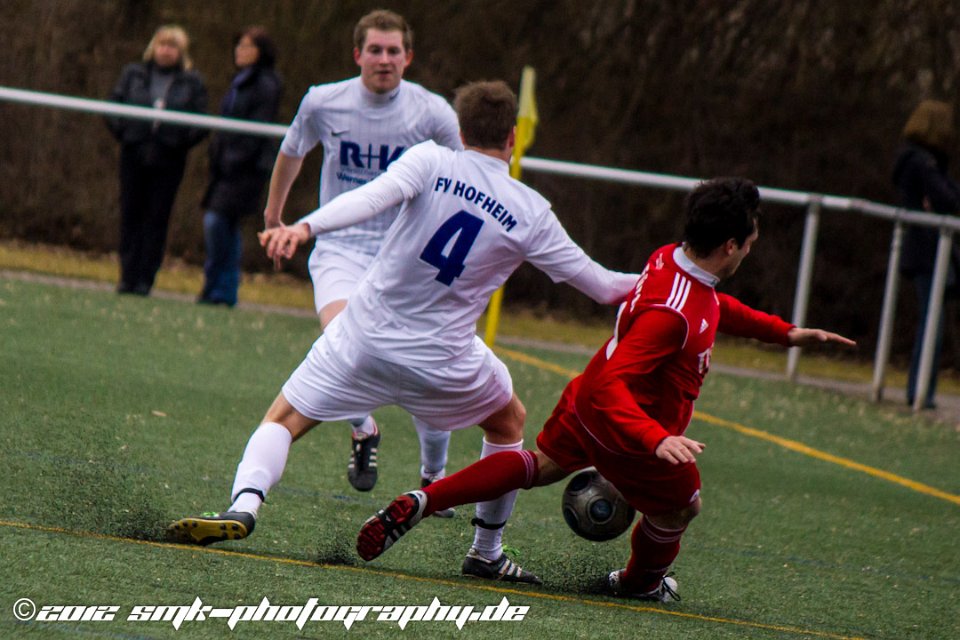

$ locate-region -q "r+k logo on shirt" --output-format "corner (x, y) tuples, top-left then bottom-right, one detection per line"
(339, 140), (405, 171)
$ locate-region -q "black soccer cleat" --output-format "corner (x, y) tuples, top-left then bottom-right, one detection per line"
(167, 511), (255, 546)
(421, 475), (455, 518)
(347, 431), (380, 491)
(461, 548), (542, 585)
(357, 490), (427, 561)
(607, 570), (680, 602)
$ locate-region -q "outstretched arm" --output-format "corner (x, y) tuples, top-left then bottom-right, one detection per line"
(565, 260), (640, 305)
(787, 327), (857, 348)
(717, 292), (794, 344)
(525, 210), (639, 305)
(259, 174), (406, 262)
(718, 292), (856, 349)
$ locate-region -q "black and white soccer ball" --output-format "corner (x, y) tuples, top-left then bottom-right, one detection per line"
(561, 469), (636, 542)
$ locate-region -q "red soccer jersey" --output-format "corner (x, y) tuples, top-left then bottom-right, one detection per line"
(572, 243), (793, 458)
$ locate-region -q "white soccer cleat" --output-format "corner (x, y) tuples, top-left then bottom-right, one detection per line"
(607, 570), (680, 602)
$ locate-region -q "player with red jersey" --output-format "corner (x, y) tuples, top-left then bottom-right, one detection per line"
(358, 177), (855, 601)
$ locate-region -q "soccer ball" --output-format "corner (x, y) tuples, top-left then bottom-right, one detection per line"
(561, 469), (636, 542)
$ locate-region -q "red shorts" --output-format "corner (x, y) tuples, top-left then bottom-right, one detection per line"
(536, 380), (701, 516)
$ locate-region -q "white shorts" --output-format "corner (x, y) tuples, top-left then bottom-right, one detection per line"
(281, 319), (513, 432)
(307, 243), (373, 314)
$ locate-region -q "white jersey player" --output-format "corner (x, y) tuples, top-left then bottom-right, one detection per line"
(170, 80), (639, 584)
(262, 10), (462, 496)
(281, 77), (462, 259)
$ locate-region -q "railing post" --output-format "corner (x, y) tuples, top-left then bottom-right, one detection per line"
(786, 197), (822, 381)
(912, 227), (953, 412)
(871, 219), (904, 402)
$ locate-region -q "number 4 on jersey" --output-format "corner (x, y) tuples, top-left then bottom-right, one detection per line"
(420, 210), (484, 285)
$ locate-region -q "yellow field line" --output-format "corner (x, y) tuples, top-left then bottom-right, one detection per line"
(495, 346), (960, 507)
(691, 413), (960, 506)
(0, 519), (864, 640)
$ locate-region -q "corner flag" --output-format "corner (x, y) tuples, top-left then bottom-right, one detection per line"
(510, 66), (538, 179)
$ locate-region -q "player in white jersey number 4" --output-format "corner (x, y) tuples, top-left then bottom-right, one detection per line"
(169, 81), (638, 584)
(262, 10), (464, 501)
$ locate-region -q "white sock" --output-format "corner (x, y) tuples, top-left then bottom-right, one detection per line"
(414, 417), (450, 479)
(230, 492), (263, 516)
(349, 415), (378, 438)
(229, 422), (293, 517)
(472, 438), (523, 561)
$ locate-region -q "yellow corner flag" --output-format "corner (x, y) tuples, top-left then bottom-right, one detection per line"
(485, 67), (538, 346)
(510, 66), (538, 179)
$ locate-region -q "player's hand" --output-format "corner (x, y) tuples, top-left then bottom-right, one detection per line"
(655, 436), (705, 465)
(262, 212), (283, 268)
(787, 328), (857, 348)
(258, 223), (311, 267)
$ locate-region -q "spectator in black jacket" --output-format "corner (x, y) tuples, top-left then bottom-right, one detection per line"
(106, 25), (208, 296)
(893, 99), (960, 409)
(198, 26), (282, 306)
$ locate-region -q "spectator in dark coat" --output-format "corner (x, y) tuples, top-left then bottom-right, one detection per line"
(893, 99), (960, 409)
(107, 25), (208, 296)
(198, 26), (282, 306)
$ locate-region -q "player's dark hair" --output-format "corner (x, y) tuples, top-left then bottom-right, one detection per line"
(235, 26), (276, 69)
(683, 178), (760, 257)
(354, 9), (413, 51)
(454, 81), (517, 149)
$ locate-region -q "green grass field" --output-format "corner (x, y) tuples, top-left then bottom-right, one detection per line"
(2, 277), (958, 639)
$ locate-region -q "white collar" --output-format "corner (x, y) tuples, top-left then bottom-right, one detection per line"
(464, 148), (509, 172)
(358, 78), (401, 106)
(673, 245), (719, 288)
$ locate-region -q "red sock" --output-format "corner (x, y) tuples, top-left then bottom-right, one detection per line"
(422, 450), (538, 516)
(622, 517), (686, 592)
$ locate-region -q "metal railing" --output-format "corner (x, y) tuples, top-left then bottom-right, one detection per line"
(3, 85), (957, 412)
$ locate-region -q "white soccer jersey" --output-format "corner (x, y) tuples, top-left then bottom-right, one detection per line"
(304, 141), (633, 366)
(280, 77), (462, 256)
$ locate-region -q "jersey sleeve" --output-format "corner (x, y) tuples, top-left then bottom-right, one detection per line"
(563, 261), (639, 305)
(279, 89), (323, 158)
(524, 210), (636, 303)
(295, 141), (438, 235)
(583, 309), (686, 455)
(524, 209), (598, 283)
(381, 140), (441, 199)
(296, 177), (406, 236)
(717, 292), (794, 345)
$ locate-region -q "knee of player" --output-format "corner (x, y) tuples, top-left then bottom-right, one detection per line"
(681, 495), (702, 524)
(513, 400), (527, 431)
(653, 495), (701, 529)
(503, 404), (526, 441)
(480, 395), (527, 442)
